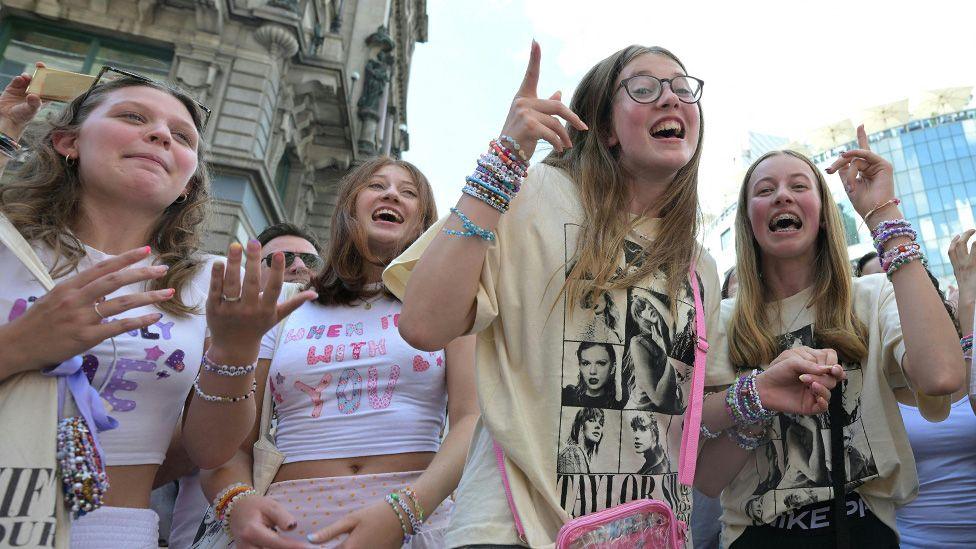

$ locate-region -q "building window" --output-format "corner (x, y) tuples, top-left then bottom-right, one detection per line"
(0, 18), (172, 88)
(720, 228), (732, 251)
(837, 203), (860, 247)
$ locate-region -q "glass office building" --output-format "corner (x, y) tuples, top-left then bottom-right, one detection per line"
(811, 108), (976, 285)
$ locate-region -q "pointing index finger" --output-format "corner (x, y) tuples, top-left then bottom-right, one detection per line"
(517, 40), (541, 99)
(856, 124), (870, 151)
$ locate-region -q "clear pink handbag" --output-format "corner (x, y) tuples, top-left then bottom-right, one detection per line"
(494, 262), (707, 549)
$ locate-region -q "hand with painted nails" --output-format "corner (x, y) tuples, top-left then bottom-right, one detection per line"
(306, 499), (408, 549)
(226, 494), (310, 549)
(0, 246), (175, 383)
(499, 40), (588, 159)
(756, 346), (847, 415)
(0, 61), (45, 138)
(825, 124), (897, 221)
(948, 229), (976, 305)
(206, 240), (317, 365)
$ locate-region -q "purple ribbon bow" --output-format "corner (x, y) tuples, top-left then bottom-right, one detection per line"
(43, 355), (119, 456)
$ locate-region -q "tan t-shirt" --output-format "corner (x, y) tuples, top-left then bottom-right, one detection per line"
(706, 274), (916, 546)
(384, 163), (722, 548)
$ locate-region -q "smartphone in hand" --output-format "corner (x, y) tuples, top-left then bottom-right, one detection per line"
(26, 67), (96, 102)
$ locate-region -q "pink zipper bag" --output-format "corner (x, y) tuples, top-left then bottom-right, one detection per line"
(494, 262), (708, 548)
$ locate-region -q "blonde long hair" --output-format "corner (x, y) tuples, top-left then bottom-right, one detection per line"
(311, 157), (437, 306)
(728, 150), (867, 368)
(0, 78), (211, 316)
(544, 45), (704, 308)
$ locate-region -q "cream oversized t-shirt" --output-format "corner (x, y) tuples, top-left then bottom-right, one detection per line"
(384, 163), (721, 548)
(707, 274), (916, 546)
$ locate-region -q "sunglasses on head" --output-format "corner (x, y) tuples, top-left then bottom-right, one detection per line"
(77, 65), (212, 128)
(262, 251), (323, 270)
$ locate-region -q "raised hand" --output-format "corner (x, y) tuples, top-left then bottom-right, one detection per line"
(227, 494), (310, 549)
(0, 62), (45, 138)
(205, 240), (317, 364)
(826, 124), (897, 221)
(0, 246), (174, 380)
(500, 41), (587, 158)
(948, 229), (976, 302)
(757, 346), (847, 415)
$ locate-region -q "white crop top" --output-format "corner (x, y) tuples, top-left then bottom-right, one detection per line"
(0, 241), (215, 465)
(260, 295), (447, 463)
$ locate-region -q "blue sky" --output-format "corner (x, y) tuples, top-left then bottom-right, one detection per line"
(403, 0), (976, 218)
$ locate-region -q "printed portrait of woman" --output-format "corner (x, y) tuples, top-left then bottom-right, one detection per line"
(580, 290), (623, 343)
(626, 411), (669, 475)
(623, 289), (682, 413)
(562, 341), (624, 409)
(557, 407), (606, 474)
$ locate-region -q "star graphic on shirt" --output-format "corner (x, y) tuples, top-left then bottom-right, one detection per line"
(144, 346), (165, 361)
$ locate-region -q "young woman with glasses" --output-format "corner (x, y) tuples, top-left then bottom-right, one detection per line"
(200, 157), (477, 548)
(0, 66), (312, 547)
(696, 134), (964, 548)
(383, 42), (837, 547)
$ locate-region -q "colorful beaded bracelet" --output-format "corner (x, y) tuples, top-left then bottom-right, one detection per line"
(443, 207), (497, 241)
(193, 376), (258, 403)
(499, 134), (529, 163)
(213, 482), (251, 520)
(885, 249), (926, 279)
(392, 491), (423, 536)
(57, 416), (109, 518)
(400, 487), (425, 522)
(961, 334), (973, 359)
(727, 426), (767, 451)
(220, 488), (257, 535)
(385, 494), (412, 543)
(725, 369), (775, 426)
(700, 422), (722, 440)
(462, 185), (509, 214)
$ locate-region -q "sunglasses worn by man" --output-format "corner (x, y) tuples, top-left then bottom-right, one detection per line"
(262, 251), (323, 270)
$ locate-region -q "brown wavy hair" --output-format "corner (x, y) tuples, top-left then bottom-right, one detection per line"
(544, 45), (705, 310)
(310, 157), (437, 306)
(0, 77), (211, 316)
(728, 150), (867, 368)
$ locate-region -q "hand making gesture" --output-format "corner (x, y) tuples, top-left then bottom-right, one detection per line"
(826, 124), (898, 224)
(0, 62), (44, 138)
(500, 41), (588, 157)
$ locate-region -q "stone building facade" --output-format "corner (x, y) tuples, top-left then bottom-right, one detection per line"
(0, 0), (427, 251)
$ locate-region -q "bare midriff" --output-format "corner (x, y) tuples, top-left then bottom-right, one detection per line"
(102, 464), (158, 508)
(273, 451), (435, 483)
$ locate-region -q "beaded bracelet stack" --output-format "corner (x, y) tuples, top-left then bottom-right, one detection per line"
(213, 482), (257, 535)
(0, 131), (24, 160)
(724, 369), (775, 450)
(56, 416), (109, 518)
(193, 376), (258, 403)
(871, 218), (926, 279)
(445, 136), (530, 242)
(384, 486), (426, 544)
(962, 334), (973, 360)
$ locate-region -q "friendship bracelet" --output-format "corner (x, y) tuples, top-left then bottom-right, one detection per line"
(213, 483), (252, 520)
(700, 422), (722, 440)
(885, 250), (926, 279)
(727, 426), (768, 451)
(725, 370), (775, 426)
(466, 175), (513, 202)
(880, 242), (921, 271)
(392, 492), (423, 535)
(499, 134), (529, 163)
(462, 185), (509, 213)
(201, 352), (257, 377)
(443, 207), (497, 242)
(385, 494), (412, 543)
(961, 334), (973, 359)
(864, 198), (901, 224)
(221, 488), (257, 535)
(193, 376), (257, 403)
(400, 487), (425, 522)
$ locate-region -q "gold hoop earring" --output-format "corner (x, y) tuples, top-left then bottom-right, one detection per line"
(174, 193), (188, 204)
(64, 154), (76, 167)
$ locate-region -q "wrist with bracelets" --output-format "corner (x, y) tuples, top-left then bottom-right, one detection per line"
(962, 334), (973, 360)
(385, 494), (412, 543)
(213, 483), (257, 535)
(444, 136), (529, 242)
(201, 351), (257, 377)
(870, 217), (926, 279)
(193, 375), (258, 403)
(725, 369), (776, 427)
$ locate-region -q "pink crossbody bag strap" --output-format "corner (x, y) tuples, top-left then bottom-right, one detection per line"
(493, 261), (708, 541)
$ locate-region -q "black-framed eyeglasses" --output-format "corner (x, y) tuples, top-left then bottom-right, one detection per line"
(77, 66), (212, 128)
(618, 75), (704, 104)
(262, 251), (324, 270)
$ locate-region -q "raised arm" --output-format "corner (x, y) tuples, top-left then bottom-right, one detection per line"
(828, 125), (965, 395)
(947, 229), (976, 413)
(0, 62), (43, 177)
(398, 41), (586, 351)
